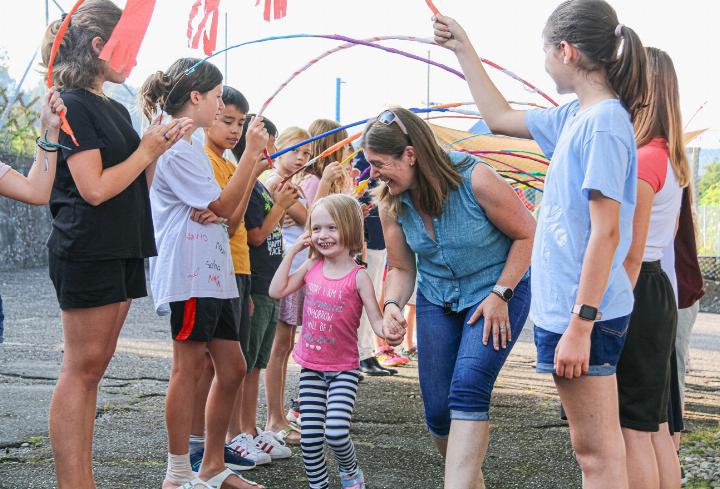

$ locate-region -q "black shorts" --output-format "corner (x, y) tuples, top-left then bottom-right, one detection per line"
(169, 297), (240, 342)
(617, 261), (677, 432)
(49, 253), (147, 310)
(236, 274), (252, 357)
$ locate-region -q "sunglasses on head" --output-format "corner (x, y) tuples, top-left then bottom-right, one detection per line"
(373, 109), (409, 135)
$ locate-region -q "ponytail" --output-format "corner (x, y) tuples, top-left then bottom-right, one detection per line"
(607, 25), (648, 120)
(544, 0), (648, 120)
(138, 58), (223, 121)
(138, 71), (173, 121)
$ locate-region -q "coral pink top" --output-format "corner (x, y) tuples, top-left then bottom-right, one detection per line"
(293, 260), (364, 371)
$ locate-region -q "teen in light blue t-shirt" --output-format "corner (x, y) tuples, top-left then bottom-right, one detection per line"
(526, 99), (637, 334)
(434, 1), (649, 486)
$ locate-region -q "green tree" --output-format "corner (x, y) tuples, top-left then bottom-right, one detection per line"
(700, 182), (720, 205)
(699, 159), (720, 198)
(0, 50), (40, 157)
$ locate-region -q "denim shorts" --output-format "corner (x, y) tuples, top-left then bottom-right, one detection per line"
(534, 315), (630, 376)
(416, 278), (531, 438)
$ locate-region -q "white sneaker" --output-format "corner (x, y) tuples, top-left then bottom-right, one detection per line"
(254, 427), (293, 460)
(227, 433), (272, 465)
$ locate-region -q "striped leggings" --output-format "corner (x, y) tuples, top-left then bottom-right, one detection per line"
(299, 368), (360, 489)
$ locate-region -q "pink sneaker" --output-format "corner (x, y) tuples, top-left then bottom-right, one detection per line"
(375, 346), (409, 367)
(341, 468), (365, 489)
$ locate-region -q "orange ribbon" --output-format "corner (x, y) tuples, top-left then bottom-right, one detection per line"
(187, 0), (221, 56)
(46, 0), (85, 146)
(99, 0), (157, 77)
(425, 0), (440, 15)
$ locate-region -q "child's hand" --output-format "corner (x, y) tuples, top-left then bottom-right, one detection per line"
(245, 116), (270, 157)
(381, 305), (407, 346)
(253, 151), (272, 177)
(191, 208), (227, 225)
(40, 87), (65, 131)
(360, 203), (373, 219)
(321, 161), (344, 184)
(290, 231), (312, 254)
(433, 14), (470, 53)
(273, 182), (300, 210)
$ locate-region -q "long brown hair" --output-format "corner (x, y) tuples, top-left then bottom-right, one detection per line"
(40, 0), (121, 89)
(308, 119), (351, 193)
(543, 0), (648, 120)
(634, 47), (689, 187)
(139, 58), (223, 121)
(362, 107), (466, 218)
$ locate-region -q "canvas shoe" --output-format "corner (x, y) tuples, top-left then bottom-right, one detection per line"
(254, 428), (292, 460)
(227, 434), (272, 466)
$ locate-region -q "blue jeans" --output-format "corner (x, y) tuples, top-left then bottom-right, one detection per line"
(534, 315), (630, 376)
(416, 279), (531, 438)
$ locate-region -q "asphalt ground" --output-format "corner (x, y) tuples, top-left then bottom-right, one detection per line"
(1, 267), (718, 489)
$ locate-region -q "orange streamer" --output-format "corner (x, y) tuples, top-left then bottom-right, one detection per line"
(46, 0), (85, 146)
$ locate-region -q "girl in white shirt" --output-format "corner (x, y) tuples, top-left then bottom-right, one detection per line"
(140, 58), (268, 489)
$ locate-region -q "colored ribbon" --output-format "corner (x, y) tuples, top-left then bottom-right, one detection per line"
(281, 132), (362, 183)
(184, 34), (557, 108)
(263, 148), (274, 168)
(254, 35), (462, 117)
(256, 0), (287, 21)
(425, 0), (441, 15)
(99, 0), (156, 77)
(187, 0), (220, 56)
(46, 0), (85, 146)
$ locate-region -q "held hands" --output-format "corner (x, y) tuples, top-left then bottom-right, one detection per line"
(381, 304), (407, 347)
(140, 115), (193, 161)
(554, 316), (592, 379)
(40, 87), (66, 131)
(245, 116), (270, 157)
(432, 14), (471, 53)
(467, 293), (511, 350)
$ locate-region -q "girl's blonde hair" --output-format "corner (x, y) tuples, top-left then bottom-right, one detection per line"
(308, 119), (352, 194)
(634, 47), (690, 187)
(276, 127), (310, 151)
(41, 0), (122, 89)
(138, 58), (223, 121)
(276, 127), (311, 185)
(307, 194), (364, 258)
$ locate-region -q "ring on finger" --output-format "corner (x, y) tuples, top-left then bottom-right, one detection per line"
(163, 134), (170, 141)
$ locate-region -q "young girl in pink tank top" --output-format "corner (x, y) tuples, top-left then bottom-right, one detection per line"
(269, 194), (404, 489)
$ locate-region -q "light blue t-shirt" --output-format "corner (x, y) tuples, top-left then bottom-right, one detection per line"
(526, 99), (637, 334)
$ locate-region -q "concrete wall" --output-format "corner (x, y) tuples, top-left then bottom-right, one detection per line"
(0, 151), (52, 271)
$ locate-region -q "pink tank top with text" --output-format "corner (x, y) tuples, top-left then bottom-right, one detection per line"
(292, 260), (364, 371)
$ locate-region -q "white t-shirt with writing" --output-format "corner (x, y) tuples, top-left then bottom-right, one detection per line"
(149, 137), (238, 314)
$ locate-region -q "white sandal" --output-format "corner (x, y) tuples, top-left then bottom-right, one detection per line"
(178, 478), (212, 489)
(205, 468), (262, 488)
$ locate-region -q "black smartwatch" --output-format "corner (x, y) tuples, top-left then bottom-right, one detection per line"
(492, 285), (514, 303)
(571, 304), (602, 321)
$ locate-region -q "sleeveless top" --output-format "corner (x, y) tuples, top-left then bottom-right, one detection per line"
(397, 151), (525, 312)
(292, 260), (364, 371)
